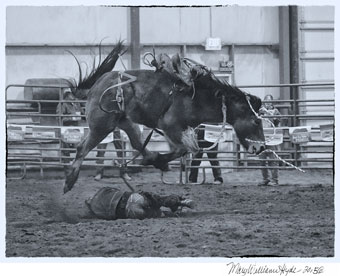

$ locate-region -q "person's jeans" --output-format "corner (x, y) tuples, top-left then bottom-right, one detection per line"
(259, 145), (279, 183)
(189, 143), (222, 183)
(61, 142), (75, 164)
(95, 130), (126, 175)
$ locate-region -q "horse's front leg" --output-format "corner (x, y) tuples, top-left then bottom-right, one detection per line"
(153, 126), (197, 168)
(117, 117), (169, 171)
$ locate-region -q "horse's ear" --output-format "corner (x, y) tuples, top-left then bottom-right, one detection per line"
(214, 89), (226, 98)
(171, 53), (181, 73)
(249, 95), (262, 111)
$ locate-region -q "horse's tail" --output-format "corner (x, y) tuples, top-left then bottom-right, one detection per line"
(66, 39), (127, 100)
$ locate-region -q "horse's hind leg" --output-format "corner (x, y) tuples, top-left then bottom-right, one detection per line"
(64, 128), (112, 193)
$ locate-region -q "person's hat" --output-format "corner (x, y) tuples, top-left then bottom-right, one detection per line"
(264, 94), (274, 101)
(63, 88), (72, 95)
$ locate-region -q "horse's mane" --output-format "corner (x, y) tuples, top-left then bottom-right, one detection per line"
(194, 65), (243, 97)
(209, 70), (244, 96)
(195, 65), (262, 111)
(65, 40), (126, 98)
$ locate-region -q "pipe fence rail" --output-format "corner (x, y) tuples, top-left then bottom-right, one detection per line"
(6, 82), (334, 181)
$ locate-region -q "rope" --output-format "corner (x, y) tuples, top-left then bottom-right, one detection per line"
(245, 97), (276, 144)
(244, 95), (305, 173)
(120, 172), (135, 192)
(191, 82), (196, 99)
(120, 129), (155, 167)
(142, 52), (156, 67)
(259, 149), (305, 173)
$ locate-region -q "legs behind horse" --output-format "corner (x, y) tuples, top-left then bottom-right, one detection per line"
(95, 130), (126, 179)
(189, 145), (223, 184)
(95, 143), (107, 176)
(267, 145), (279, 184)
(259, 151), (269, 185)
(189, 150), (203, 182)
(259, 145), (279, 185)
(206, 149), (223, 183)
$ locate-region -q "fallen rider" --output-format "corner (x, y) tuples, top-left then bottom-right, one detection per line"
(85, 187), (195, 220)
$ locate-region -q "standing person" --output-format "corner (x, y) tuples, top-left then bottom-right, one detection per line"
(258, 94), (281, 186)
(188, 127), (223, 185)
(57, 89), (83, 163)
(94, 129), (131, 182)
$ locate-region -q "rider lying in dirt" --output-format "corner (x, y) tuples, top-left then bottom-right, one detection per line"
(85, 187), (195, 220)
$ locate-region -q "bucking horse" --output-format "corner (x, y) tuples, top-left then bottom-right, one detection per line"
(64, 42), (266, 193)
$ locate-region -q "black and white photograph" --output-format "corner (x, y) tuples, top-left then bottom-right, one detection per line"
(2, 0), (338, 269)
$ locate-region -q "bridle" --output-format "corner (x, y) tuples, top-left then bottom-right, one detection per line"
(244, 94), (275, 145)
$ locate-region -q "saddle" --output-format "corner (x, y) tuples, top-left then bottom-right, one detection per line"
(154, 53), (193, 86)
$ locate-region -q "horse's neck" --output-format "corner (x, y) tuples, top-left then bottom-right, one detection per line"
(192, 93), (224, 124)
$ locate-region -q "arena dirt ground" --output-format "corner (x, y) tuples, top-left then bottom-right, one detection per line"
(6, 168), (334, 258)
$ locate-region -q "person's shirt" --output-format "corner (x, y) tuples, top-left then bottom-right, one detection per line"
(259, 105), (281, 128)
(56, 99), (82, 125)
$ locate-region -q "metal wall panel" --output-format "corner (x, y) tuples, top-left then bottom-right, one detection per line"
(211, 6), (279, 44)
(234, 46), (280, 99)
(299, 6), (334, 84)
(6, 6), (280, 101)
(6, 6), (129, 44)
(140, 8), (182, 44)
(302, 61), (334, 82)
(301, 6), (334, 21)
(298, 6), (334, 167)
(178, 8), (211, 43)
(140, 6), (279, 44)
(302, 31), (334, 52)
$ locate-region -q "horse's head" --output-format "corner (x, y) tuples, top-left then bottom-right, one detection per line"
(188, 65), (265, 155)
(226, 92), (266, 155)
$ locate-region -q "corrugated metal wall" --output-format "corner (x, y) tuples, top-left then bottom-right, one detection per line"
(298, 6), (334, 126)
(5, 6), (283, 102)
(140, 7), (278, 44)
(297, 6), (334, 167)
(6, 6), (129, 44)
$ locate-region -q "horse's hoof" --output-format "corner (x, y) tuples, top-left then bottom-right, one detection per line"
(63, 178), (75, 194)
(64, 166), (78, 194)
(155, 162), (171, 171)
(63, 183), (72, 194)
